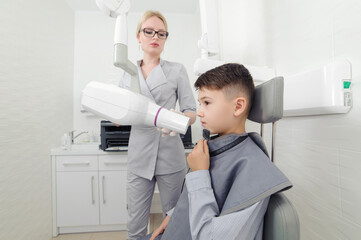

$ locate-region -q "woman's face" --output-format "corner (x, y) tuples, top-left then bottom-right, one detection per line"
(137, 16), (167, 57)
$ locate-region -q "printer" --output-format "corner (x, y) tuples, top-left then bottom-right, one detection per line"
(100, 121), (194, 151)
(180, 126), (194, 149)
(100, 120), (131, 151)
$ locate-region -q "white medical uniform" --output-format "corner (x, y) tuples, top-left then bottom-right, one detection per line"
(120, 59), (196, 240)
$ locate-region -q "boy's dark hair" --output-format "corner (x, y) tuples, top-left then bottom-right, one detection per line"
(194, 63), (255, 115)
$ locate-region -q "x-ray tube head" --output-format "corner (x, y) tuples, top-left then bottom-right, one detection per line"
(81, 81), (190, 134)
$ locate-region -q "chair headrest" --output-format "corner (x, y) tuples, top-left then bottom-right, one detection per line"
(248, 76), (284, 124)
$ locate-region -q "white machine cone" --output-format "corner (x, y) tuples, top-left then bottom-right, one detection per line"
(81, 81), (190, 134)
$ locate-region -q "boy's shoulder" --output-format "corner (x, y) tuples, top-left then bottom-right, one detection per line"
(246, 132), (269, 157)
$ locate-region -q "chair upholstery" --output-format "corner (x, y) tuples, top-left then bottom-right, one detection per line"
(263, 193), (300, 240)
(247, 76), (300, 240)
(248, 76), (284, 124)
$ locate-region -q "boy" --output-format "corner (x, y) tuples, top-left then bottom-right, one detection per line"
(142, 63), (292, 240)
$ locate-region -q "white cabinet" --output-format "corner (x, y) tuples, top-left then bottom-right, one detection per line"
(51, 152), (127, 236)
(98, 155), (127, 225)
(57, 171), (100, 226)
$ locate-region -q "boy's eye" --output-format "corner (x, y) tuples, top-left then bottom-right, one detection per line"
(204, 101), (210, 105)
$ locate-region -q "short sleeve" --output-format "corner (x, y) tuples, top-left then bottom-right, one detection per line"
(177, 65), (196, 113)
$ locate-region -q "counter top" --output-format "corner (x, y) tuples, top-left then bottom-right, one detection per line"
(50, 146), (128, 156)
(51, 144), (193, 156)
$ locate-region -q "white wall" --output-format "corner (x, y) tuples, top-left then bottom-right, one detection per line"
(73, 11), (202, 141)
(219, 0), (361, 239)
(218, 0), (270, 66)
(0, 1), (74, 240)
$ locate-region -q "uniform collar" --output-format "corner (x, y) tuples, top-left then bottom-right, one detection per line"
(137, 58), (164, 67)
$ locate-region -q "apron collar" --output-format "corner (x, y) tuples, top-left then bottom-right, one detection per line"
(207, 133), (248, 157)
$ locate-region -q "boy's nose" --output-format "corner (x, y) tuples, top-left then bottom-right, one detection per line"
(196, 109), (203, 117)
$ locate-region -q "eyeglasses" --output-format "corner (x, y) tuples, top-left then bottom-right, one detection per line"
(141, 28), (169, 39)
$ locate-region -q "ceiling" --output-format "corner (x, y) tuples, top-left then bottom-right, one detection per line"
(65, 0), (199, 14)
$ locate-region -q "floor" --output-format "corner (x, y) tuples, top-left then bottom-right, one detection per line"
(52, 214), (163, 240)
(51, 231), (127, 240)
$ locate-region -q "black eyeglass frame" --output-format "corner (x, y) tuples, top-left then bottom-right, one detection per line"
(141, 28), (169, 39)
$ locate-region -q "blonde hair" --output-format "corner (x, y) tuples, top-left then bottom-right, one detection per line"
(136, 10), (168, 37)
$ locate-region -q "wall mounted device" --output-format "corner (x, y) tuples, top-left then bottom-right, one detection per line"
(193, 0), (275, 83)
(193, 0), (222, 76)
(283, 59), (352, 117)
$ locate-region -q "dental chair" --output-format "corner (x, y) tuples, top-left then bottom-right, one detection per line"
(248, 77), (300, 240)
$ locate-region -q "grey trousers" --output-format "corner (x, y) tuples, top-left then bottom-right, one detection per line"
(126, 169), (186, 240)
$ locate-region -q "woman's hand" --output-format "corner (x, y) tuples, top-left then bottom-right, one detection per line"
(157, 109), (184, 137)
(187, 140), (210, 171)
(150, 215), (170, 240)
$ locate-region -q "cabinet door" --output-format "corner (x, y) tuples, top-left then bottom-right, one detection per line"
(56, 172), (99, 227)
(99, 171), (127, 225)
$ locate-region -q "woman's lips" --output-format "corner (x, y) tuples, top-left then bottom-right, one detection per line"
(150, 43), (159, 47)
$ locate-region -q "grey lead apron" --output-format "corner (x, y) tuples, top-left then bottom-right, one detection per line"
(159, 132), (292, 240)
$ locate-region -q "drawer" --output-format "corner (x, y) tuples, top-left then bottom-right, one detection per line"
(56, 156), (98, 172)
(99, 155), (127, 171)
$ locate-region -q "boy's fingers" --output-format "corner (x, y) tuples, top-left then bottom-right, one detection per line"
(197, 140), (204, 152)
(194, 140), (203, 151)
(203, 140), (209, 154)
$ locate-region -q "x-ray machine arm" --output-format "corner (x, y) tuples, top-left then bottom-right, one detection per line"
(96, 0), (140, 93)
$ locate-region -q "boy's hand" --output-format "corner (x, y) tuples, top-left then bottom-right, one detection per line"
(150, 215), (170, 240)
(150, 226), (164, 240)
(187, 140), (210, 171)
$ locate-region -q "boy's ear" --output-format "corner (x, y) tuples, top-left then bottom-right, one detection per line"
(233, 97), (247, 117)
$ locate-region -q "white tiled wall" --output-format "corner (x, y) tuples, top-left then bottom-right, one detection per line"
(0, 1), (74, 240)
(219, 0), (361, 238)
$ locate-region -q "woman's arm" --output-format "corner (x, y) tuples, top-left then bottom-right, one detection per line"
(177, 64), (197, 118)
(184, 111), (196, 125)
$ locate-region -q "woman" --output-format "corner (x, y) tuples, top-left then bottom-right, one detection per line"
(122, 11), (196, 240)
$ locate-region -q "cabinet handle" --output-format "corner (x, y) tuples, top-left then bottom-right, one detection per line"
(91, 176), (95, 204)
(63, 162), (90, 166)
(104, 162), (122, 165)
(102, 176), (106, 204)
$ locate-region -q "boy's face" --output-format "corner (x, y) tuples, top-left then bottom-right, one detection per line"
(197, 87), (243, 135)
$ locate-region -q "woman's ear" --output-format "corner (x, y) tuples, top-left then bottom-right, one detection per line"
(137, 33), (141, 43)
(234, 97), (247, 117)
